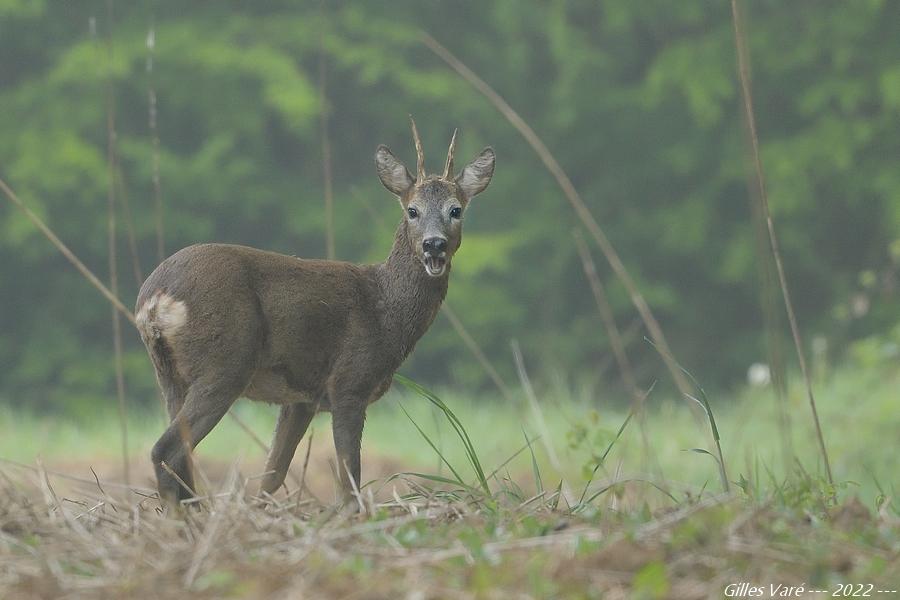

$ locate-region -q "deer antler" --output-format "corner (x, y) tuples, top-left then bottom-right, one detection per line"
(409, 115), (426, 181)
(443, 128), (458, 179)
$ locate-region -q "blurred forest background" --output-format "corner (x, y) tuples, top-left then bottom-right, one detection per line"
(2, 0), (900, 415)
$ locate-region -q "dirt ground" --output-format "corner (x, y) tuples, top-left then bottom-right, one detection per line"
(16, 439), (412, 508)
(1, 451), (898, 599)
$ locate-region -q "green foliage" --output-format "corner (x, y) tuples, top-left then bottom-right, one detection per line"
(632, 561), (669, 600)
(1, 1), (900, 408)
(394, 374), (491, 496)
(3, 359), (895, 513)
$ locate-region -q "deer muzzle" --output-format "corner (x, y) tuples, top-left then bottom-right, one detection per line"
(422, 237), (448, 277)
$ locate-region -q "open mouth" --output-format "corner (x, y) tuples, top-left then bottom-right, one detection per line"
(423, 254), (447, 277)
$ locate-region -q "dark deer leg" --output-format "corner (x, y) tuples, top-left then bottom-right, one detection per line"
(330, 397), (366, 506)
(162, 386), (186, 423)
(151, 376), (244, 506)
(258, 403), (317, 495)
(145, 336), (187, 422)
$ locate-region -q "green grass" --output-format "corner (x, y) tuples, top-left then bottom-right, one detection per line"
(1, 364), (898, 598)
(1, 362), (897, 512)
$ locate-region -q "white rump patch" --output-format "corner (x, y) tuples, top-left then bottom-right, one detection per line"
(136, 291), (188, 340)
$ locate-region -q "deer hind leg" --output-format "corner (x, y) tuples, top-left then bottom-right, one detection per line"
(156, 362), (187, 423)
(151, 373), (248, 506)
(142, 335), (187, 422)
(258, 403), (317, 496)
(161, 385), (186, 423)
(150, 315), (261, 507)
(150, 329), (262, 506)
(143, 288), (265, 507)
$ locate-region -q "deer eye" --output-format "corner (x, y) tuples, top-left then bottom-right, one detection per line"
(449, 206), (462, 219)
(407, 207), (419, 219)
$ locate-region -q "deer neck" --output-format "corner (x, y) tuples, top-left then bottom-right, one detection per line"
(373, 220), (449, 360)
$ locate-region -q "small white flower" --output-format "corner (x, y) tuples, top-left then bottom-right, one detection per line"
(747, 362), (771, 387)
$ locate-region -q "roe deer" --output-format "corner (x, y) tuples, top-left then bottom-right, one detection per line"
(135, 119), (495, 508)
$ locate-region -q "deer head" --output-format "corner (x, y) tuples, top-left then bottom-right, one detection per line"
(375, 117), (495, 277)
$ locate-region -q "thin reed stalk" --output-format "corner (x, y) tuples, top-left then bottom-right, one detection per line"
(107, 183), (129, 486)
(0, 176), (269, 463)
(0, 177), (135, 324)
(420, 32), (694, 403)
(442, 304), (515, 403)
(730, 0), (832, 486)
(319, 6), (335, 260)
(115, 164), (144, 288)
(225, 409), (269, 455)
(103, 0), (129, 485)
(510, 341), (560, 470)
(595, 318), (642, 380)
(159, 461), (196, 500)
(510, 340), (574, 506)
(183, 466), (240, 587)
(146, 24), (165, 263)
(0, 457), (156, 495)
(572, 229), (639, 406)
(747, 160), (794, 471)
(297, 428), (315, 501)
(573, 230), (667, 485)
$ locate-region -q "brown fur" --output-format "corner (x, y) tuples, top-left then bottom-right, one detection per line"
(136, 128), (494, 507)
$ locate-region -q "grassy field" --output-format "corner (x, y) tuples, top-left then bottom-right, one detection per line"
(1, 365), (898, 598)
(2, 362), (897, 506)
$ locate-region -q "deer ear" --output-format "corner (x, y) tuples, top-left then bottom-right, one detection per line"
(375, 145), (415, 197)
(455, 147), (495, 199)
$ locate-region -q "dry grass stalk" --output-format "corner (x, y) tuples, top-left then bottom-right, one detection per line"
(0, 176), (277, 464)
(103, 0), (129, 485)
(115, 164), (144, 288)
(420, 32), (694, 402)
(159, 461), (197, 500)
(729, 0), (833, 485)
(146, 24), (165, 262)
(573, 229), (639, 406)
(318, 8), (336, 260)
(442, 303), (515, 402)
(1, 459), (890, 596)
(0, 457), (156, 496)
(747, 156), (794, 471)
(510, 340), (574, 505)
(297, 427), (315, 501)
(183, 466), (241, 587)
(594, 317), (642, 379)
(0, 177), (136, 325)
(573, 230), (670, 485)
(224, 408), (269, 455)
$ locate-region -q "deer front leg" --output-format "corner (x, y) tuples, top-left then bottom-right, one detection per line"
(330, 396), (367, 507)
(258, 403), (317, 496)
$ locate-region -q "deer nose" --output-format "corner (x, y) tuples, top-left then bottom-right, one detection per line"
(423, 237), (447, 255)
